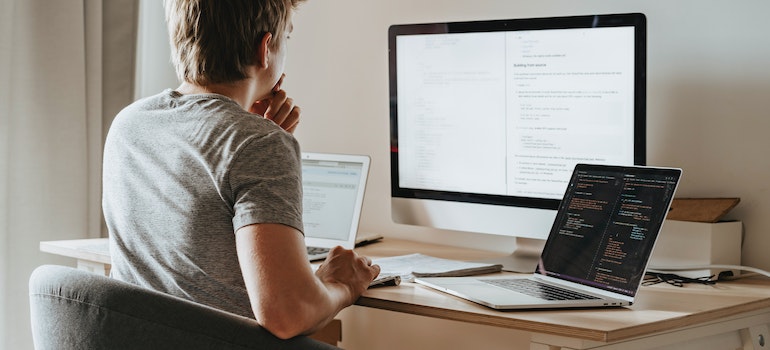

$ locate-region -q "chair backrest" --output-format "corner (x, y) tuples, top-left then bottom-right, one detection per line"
(29, 265), (340, 350)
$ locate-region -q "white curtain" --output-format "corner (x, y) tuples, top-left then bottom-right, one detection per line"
(0, 0), (137, 348)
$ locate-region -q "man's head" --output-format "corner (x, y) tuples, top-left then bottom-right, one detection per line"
(165, 0), (305, 86)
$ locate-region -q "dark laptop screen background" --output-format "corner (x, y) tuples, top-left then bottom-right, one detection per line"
(536, 164), (680, 296)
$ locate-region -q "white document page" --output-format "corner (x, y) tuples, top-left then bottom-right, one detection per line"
(396, 33), (508, 195)
(396, 27), (635, 199)
(506, 27), (635, 198)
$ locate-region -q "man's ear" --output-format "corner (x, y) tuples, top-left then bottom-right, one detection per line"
(257, 32), (273, 68)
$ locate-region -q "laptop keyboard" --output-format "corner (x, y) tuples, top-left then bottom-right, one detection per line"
(307, 246), (330, 256)
(481, 279), (600, 301)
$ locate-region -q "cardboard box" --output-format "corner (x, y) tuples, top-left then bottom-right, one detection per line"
(649, 220), (743, 279)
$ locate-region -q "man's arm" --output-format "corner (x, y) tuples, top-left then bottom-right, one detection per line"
(235, 223), (379, 339)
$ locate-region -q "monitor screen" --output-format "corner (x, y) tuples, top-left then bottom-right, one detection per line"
(388, 13), (646, 267)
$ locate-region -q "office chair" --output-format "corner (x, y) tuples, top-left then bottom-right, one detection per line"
(29, 265), (340, 350)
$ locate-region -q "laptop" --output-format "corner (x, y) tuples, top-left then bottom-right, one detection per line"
(301, 152), (371, 261)
(415, 164), (681, 310)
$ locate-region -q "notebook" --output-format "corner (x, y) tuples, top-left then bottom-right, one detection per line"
(301, 152), (371, 261)
(415, 164), (682, 310)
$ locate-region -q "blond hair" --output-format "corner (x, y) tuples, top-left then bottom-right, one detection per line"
(165, 0), (305, 85)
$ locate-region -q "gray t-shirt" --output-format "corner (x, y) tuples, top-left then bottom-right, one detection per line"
(103, 89), (303, 318)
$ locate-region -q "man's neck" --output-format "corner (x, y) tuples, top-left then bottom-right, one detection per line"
(176, 79), (264, 111)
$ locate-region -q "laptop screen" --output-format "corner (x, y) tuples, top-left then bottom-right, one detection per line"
(536, 164), (681, 297)
(301, 154), (369, 245)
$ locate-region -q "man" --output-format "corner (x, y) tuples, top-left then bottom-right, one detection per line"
(102, 0), (380, 339)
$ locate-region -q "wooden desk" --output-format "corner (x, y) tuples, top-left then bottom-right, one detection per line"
(42, 238), (770, 350)
(40, 238), (111, 275)
(356, 239), (770, 349)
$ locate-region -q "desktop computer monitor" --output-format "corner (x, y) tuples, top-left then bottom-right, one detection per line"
(388, 13), (647, 272)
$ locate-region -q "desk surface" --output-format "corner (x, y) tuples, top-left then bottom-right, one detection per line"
(40, 238), (111, 264)
(356, 239), (770, 343)
(40, 237), (770, 344)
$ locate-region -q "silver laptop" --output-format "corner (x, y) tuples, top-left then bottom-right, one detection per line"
(416, 164), (681, 310)
(301, 152), (371, 261)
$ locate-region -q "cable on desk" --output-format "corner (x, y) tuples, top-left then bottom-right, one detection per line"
(643, 272), (716, 287)
(647, 264), (770, 281)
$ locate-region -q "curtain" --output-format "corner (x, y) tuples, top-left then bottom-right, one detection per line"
(0, 0), (137, 348)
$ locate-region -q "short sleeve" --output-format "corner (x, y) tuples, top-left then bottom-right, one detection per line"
(228, 129), (303, 233)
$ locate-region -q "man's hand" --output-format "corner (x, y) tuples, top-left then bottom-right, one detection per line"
(250, 74), (301, 133)
(315, 246), (381, 304)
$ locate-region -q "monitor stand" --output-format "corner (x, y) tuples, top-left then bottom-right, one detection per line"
(477, 237), (545, 273)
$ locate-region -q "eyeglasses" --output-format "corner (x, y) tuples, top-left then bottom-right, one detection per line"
(643, 272), (716, 287)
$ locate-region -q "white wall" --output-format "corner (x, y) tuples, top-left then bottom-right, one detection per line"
(285, 0), (770, 268)
(137, 1), (770, 348)
(134, 0), (177, 100)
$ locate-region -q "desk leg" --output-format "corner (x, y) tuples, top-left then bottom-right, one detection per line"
(76, 259), (110, 276)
